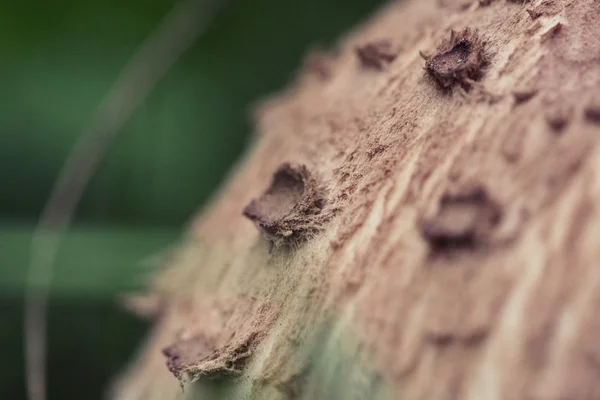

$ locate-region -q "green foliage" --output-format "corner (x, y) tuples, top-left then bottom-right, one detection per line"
(0, 0), (383, 226)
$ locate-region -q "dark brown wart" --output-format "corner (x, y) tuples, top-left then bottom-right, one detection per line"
(420, 186), (502, 252)
(424, 28), (490, 91)
(243, 163), (329, 247)
(355, 40), (398, 70)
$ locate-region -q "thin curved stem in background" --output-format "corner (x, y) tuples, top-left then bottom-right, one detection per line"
(24, 1), (226, 399)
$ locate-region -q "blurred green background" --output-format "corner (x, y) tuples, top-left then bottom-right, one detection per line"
(0, 0), (384, 398)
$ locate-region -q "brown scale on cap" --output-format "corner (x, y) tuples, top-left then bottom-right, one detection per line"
(437, 0), (473, 11)
(162, 330), (264, 385)
(355, 40), (398, 71)
(162, 333), (217, 383)
(584, 98), (600, 125)
(527, 0), (566, 20)
(420, 186), (502, 253)
(526, 8), (543, 19)
(512, 89), (538, 106)
(424, 28), (490, 91)
(543, 93), (573, 133)
(541, 22), (563, 43)
(302, 48), (337, 81)
(243, 163), (329, 247)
